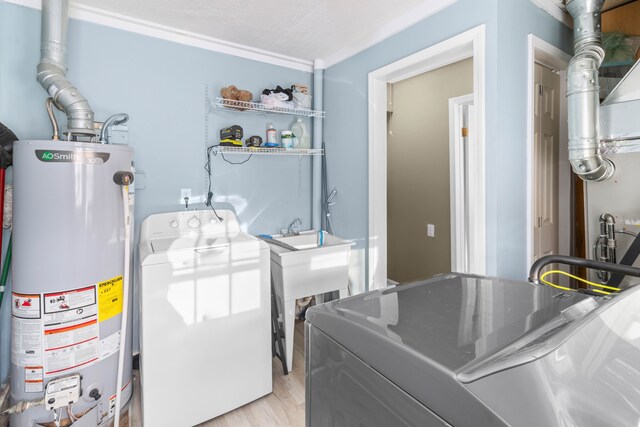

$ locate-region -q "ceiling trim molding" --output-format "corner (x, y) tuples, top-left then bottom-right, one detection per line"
(321, 0), (459, 69)
(529, 0), (572, 27)
(3, 0), (314, 72)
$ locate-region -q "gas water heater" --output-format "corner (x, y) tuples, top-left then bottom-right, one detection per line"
(9, 140), (134, 426)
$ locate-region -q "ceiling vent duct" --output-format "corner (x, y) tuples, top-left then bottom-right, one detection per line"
(566, 0), (615, 181)
(36, 0), (96, 138)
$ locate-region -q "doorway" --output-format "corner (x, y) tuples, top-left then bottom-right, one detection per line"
(386, 59), (473, 283)
(449, 94), (477, 274)
(526, 35), (572, 267)
(532, 63), (561, 261)
(368, 25), (486, 290)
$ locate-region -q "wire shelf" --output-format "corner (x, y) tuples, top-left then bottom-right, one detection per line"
(212, 97), (325, 118)
(211, 146), (324, 156)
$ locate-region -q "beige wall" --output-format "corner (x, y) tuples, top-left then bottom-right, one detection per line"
(387, 58), (473, 283)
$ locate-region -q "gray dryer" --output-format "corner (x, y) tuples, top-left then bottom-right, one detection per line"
(305, 274), (640, 426)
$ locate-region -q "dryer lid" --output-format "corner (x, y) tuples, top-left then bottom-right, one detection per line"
(305, 274), (595, 409)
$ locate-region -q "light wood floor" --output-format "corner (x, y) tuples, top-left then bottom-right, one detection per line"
(197, 320), (306, 427)
(130, 321), (306, 427)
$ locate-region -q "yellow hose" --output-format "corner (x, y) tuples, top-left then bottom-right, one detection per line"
(539, 270), (620, 295)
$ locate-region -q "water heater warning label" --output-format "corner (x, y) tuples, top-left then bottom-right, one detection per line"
(43, 285), (99, 377)
(12, 293), (41, 319)
(12, 277), (125, 380)
(100, 330), (120, 360)
(98, 276), (123, 322)
(11, 293), (43, 368)
(44, 319), (99, 376)
(24, 366), (44, 393)
(44, 286), (96, 316)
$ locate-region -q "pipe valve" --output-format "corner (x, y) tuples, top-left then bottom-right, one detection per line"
(113, 171), (134, 187)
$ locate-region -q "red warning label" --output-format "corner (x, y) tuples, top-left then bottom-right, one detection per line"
(11, 293), (41, 319)
(44, 318), (99, 376)
(44, 286), (96, 314)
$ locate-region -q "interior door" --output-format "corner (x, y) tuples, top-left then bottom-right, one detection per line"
(450, 96), (474, 274)
(533, 63), (560, 260)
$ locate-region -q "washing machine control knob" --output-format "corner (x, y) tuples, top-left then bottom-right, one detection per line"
(187, 216), (201, 228)
(169, 220), (179, 228)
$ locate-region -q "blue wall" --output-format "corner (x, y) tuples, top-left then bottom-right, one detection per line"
(494, 0), (572, 278)
(0, 0), (574, 385)
(0, 1), (312, 384)
(323, 0), (572, 291)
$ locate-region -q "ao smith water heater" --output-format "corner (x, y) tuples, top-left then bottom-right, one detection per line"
(7, 0), (135, 426)
(10, 142), (134, 426)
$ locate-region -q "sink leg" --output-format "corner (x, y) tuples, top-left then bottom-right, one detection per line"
(283, 299), (296, 372)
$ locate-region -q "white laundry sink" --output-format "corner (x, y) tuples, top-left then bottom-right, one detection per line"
(265, 230), (353, 371)
(268, 230), (354, 296)
(273, 230), (351, 251)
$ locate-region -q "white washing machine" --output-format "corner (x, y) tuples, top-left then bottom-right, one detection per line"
(138, 209), (272, 427)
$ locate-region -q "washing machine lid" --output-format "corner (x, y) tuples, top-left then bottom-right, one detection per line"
(306, 274), (596, 409)
(139, 210), (266, 265)
(149, 233), (256, 254)
(140, 233), (265, 266)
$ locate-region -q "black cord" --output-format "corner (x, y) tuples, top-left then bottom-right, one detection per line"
(219, 151), (253, 165)
(204, 144), (223, 222)
(204, 144), (253, 221)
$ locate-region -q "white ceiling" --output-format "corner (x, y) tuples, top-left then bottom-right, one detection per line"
(68, 0), (457, 66)
(17, 0), (634, 69)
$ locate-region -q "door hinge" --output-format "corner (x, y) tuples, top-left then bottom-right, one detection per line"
(461, 127), (468, 137)
(539, 85), (543, 96)
(538, 217), (543, 228)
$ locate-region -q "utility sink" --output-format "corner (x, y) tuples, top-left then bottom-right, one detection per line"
(267, 231), (354, 296)
(265, 230), (354, 372)
(272, 230), (352, 251)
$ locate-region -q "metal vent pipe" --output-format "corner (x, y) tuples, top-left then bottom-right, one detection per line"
(37, 0), (96, 137)
(566, 0), (614, 181)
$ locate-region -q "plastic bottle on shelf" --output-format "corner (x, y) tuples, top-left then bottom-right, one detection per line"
(265, 122), (278, 147)
(291, 118), (310, 149)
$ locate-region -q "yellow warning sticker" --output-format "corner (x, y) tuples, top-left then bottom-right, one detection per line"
(98, 276), (123, 322)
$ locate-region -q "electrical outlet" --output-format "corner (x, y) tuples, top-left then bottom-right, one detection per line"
(180, 188), (191, 204)
(427, 224), (435, 237)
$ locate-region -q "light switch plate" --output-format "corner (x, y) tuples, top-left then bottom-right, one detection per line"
(427, 224), (435, 237)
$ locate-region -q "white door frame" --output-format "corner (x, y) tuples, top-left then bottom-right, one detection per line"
(448, 94), (474, 272)
(526, 34), (572, 266)
(368, 25), (486, 291)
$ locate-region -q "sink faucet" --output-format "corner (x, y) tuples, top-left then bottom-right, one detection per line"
(287, 218), (302, 236)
